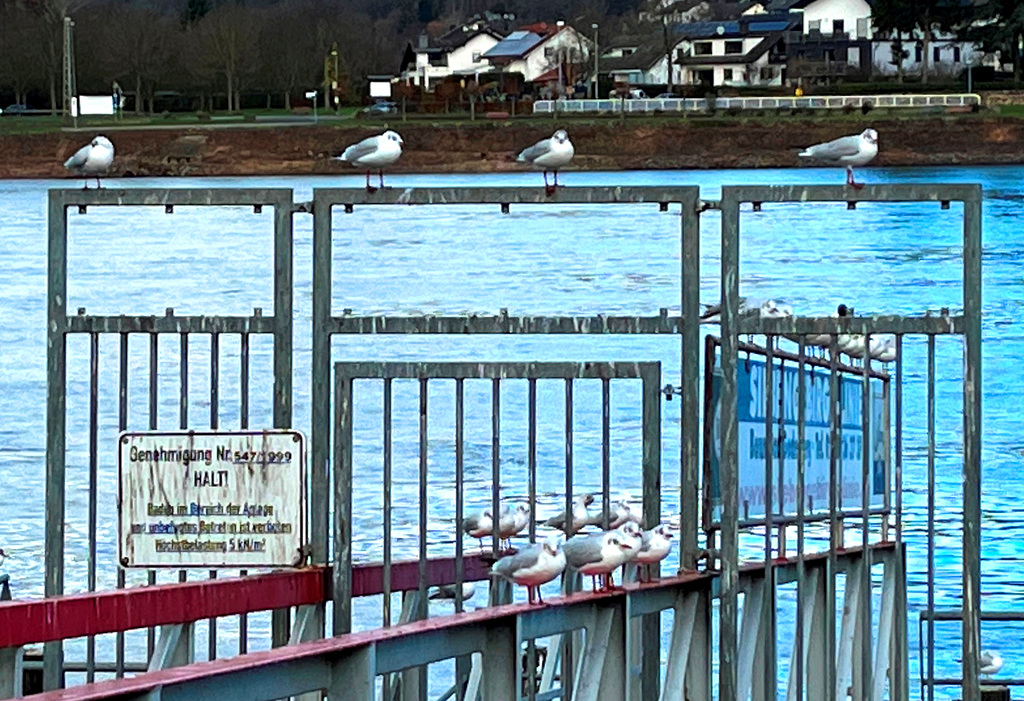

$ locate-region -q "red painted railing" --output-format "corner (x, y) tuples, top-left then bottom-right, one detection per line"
(0, 554), (495, 649)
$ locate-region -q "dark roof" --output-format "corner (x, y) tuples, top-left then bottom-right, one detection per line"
(414, 21), (507, 55)
(482, 30), (546, 59)
(672, 14), (796, 39)
(601, 42), (668, 72)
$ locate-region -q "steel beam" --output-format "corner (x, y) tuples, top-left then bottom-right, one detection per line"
(660, 590), (698, 701)
(65, 314), (276, 334)
(147, 624), (194, 672)
(313, 186), (699, 207)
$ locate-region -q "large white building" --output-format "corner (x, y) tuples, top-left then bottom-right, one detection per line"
(401, 22), (507, 90)
(481, 22), (594, 87)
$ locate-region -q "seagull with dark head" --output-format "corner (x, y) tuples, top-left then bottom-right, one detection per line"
(798, 128), (878, 189)
(517, 129), (574, 194)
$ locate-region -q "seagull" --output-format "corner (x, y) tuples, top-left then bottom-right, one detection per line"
(798, 128), (878, 189)
(498, 504), (530, 547)
(429, 582), (477, 601)
(490, 537), (566, 605)
(63, 135), (115, 189)
(462, 508), (493, 549)
(337, 130), (403, 192)
(980, 650), (1003, 677)
(587, 499), (642, 529)
(785, 303), (851, 353)
(517, 129), (574, 194)
(543, 493), (595, 533)
(563, 530), (635, 592)
(635, 524), (673, 581)
(617, 521), (643, 562)
(869, 336), (897, 363)
(700, 297), (793, 325)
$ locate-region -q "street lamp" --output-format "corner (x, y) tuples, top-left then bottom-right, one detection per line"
(592, 23), (599, 99)
(556, 20), (566, 97)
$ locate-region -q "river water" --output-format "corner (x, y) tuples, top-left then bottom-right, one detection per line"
(1, 165), (1022, 697)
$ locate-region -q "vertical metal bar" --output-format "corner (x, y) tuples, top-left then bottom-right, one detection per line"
(147, 332), (158, 660)
(763, 336), (776, 701)
(44, 191), (67, 691)
(382, 377), (394, 701)
(562, 376), (575, 699)
(777, 357), (787, 558)
(927, 334), (936, 701)
(208, 332), (219, 661)
(893, 334), (905, 701)
(454, 378), (466, 701)
(384, 378), (394, 623)
(419, 378), (429, 617)
(826, 335), (839, 701)
(310, 195), (332, 640)
(962, 189), (983, 701)
(86, 332), (99, 683)
(238, 332), (249, 656)
(271, 193), (295, 652)
(718, 188), (740, 701)
(116, 331), (128, 678)
(601, 378), (611, 529)
(332, 371), (353, 635)
(860, 336), (872, 701)
(640, 363), (662, 701)
(681, 188), (701, 571)
(491, 378), (501, 564)
(179, 332), (189, 587)
(526, 377), (537, 701)
(701, 335), (718, 565)
(796, 338), (807, 701)
(895, 335), (903, 544)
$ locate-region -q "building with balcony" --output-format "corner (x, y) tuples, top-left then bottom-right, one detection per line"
(673, 17), (797, 87)
(400, 21), (509, 91)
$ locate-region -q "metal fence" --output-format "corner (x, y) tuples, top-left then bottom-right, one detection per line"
(533, 93), (982, 114)
(31, 183), (985, 701)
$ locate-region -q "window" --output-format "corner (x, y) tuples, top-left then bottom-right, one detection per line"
(953, 46), (962, 62)
(760, 66), (773, 80)
(933, 46), (941, 62)
(856, 18), (869, 38)
(832, 19), (844, 34)
(808, 19), (821, 32)
(723, 68), (734, 81)
(472, 51), (481, 62)
(848, 46), (859, 66)
(694, 41), (713, 55)
(725, 40), (743, 54)
(915, 45), (922, 62)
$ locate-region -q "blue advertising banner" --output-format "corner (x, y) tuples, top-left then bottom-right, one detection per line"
(707, 353), (889, 523)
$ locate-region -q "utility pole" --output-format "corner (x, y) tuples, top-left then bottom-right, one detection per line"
(592, 23), (599, 98)
(62, 16), (78, 128)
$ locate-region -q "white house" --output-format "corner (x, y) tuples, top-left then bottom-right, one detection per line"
(786, 0), (873, 38)
(481, 22), (593, 87)
(600, 37), (675, 85)
(401, 22), (507, 90)
(673, 17), (795, 87)
(871, 31), (984, 79)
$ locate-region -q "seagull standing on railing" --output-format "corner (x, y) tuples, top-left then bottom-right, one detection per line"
(63, 136), (115, 190)
(490, 537), (566, 605)
(517, 129), (574, 195)
(337, 130), (403, 193)
(798, 128), (878, 189)
(462, 509), (494, 550)
(429, 582), (477, 601)
(957, 650), (1003, 678)
(700, 297), (793, 325)
(543, 493), (595, 533)
(498, 504), (530, 548)
(635, 524), (674, 582)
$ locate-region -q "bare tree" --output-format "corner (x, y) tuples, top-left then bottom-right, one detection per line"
(90, 3), (176, 113)
(188, 2), (259, 112)
(25, 0), (93, 113)
(0, 3), (46, 105)
(259, 0), (320, 109)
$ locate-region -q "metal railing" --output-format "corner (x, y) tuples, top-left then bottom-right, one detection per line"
(533, 93), (982, 113)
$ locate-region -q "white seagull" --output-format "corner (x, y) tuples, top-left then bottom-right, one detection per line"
(517, 129), (574, 193)
(462, 508), (493, 549)
(498, 504), (530, 547)
(700, 297), (793, 325)
(563, 530), (635, 591)
(869, 336), (897, 363)
(543, 493), (595, 534)
(980, 650), (1003, 678)
(63, 136), (115, 189)
(428, 582), (477, 601)
(337, 130), (403, 192)
(490, 537), (566, 605)
(798, 128), (878, 189)
(635, 524), (673, 581)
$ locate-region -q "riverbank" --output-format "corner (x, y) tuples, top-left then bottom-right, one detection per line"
(2, 113), (1022, 179)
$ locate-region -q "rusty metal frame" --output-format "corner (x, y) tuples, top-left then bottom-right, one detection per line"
(44, 188), (296, 689)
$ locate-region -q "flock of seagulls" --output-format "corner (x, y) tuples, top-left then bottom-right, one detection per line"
(454, 493), (674, 604)
(60, 126), (877, 192)
(701, 298), (900, 365)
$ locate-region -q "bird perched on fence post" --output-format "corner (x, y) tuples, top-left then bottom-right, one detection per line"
(337, 130), (403, 192)
(635, 524), (674, 582)
(63, 136), (115, 190)
(798, 128), (878, 189)
(516, 129), (574, 195)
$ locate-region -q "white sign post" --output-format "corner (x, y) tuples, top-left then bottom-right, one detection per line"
(118, 430), (306, 568)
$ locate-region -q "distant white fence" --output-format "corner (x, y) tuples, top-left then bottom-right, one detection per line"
(532, 93), (982, 114)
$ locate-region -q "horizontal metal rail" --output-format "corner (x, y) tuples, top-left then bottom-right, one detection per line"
(312, 185), (696, 206)
(66, 311), (276, 334)
(0, 554), (493, 649)
(332, 360), (658, 379)
(532, 93), (982, 113)
(49, 188), (294, 208)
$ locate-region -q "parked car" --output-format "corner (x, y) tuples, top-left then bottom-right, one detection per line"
(361, 101), (397, 116)
(0, 104), (30, 116)
(655, 93), (681, 100)
(608, 88), (648, 99)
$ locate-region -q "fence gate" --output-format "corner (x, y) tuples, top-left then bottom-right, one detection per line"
(44, 188), (296, 688)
